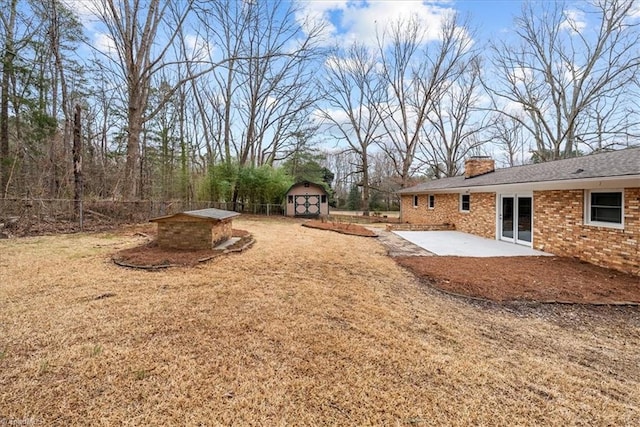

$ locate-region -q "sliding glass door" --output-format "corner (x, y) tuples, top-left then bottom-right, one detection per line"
(500, 195), (532, 246)
(516, 196), (532, 244)
(501, 196), (514, 240)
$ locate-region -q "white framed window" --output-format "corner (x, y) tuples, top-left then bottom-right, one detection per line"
(585, 190), (624, 228)
(413, 195), (419, 208)
(428, 194), (435, 209)
(460, 194), (470, 212)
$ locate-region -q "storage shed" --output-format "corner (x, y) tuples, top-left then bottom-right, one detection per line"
(150, 208), (240, 250)
(285, 181), (329, 217)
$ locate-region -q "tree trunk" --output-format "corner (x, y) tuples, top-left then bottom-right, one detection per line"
(124, 102), (142, 199)
(362, 155), (370, 216)
(50, 0), (72, 198)
(73, 104), (83, 226)
(0, 0), (17, 198)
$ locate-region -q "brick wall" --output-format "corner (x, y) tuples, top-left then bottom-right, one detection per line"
(400, 192), (495, 239)
(156, 218), (233, 250)
(456, 193), (496, 239)
(400, 194), (453, 224)
(401, 188), (639, 275)
(534, 188), (639, 276)
(212, 220), (233, 246)
(464, 158), (495, 178)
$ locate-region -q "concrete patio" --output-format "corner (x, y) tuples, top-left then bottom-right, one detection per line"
(392, 230), (551, 257)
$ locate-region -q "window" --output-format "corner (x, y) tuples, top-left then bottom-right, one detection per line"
(586, 190), (623, 227)
(413, 195), (419, 207)
(288, 195), (294, 204)
(321, 195), (327, 203)
(428, 194), (435, 209)
(460, 194), (470, 212)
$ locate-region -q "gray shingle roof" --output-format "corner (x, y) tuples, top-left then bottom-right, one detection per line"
(151, 208), (240, 222)
(399, 147), (640, 194)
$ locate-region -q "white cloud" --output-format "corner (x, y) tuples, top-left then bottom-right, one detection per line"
(294, 1), (346, 44)
(510, 66), (533, 85)
(501, 100), (526, 116)
(184, 34), (214, 62)
(324, 54), (362, 74)
(560, 9), (586, 34)
(62, 0), (99, 18)
(93, 32), (117, 57)
(295, 0), (456, 48)
(61, 0), (105, 30)
(560, 59), (584, 83)
(314, 106), (350, 125)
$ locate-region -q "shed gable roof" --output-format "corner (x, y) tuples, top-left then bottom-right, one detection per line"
(286, 181), (328, 195)
(399, 147), (640, 194)
(150, 208), (240, 222)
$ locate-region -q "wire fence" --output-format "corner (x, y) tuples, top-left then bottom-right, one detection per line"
(0, 198), (286, 235)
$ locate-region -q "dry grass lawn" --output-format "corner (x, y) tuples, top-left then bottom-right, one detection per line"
(1, 217), (639, 426)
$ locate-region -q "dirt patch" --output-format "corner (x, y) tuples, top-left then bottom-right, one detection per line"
(112, 229), (254, 268)
(396, 256), (640, 304)
(302, 220), (377, 237)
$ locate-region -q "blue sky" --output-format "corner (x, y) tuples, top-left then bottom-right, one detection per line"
(66, 0), (526, 62)
(454, 0), (522, 35)
(296, 0), (524, 47)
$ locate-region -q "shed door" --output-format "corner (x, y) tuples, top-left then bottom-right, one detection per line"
(295, 195), (320, 216)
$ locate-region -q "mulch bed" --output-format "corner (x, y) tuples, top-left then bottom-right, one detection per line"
(396, 255), (640, 304)
(301, 220), (377, 237)
(112, 229), (254, 269)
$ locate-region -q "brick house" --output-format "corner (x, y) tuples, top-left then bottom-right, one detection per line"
(150, 208), (240, 250)
(398, 148), (640, 275)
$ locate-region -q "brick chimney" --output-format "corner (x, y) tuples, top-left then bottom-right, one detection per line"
(464, 156), (495, 178)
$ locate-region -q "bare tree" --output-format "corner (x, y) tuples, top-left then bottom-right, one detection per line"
(38, 0), (84, 197)
(368, 151), (401, 211)
(374, 13), (476, 186)
(418, 56), (488, 177)
(93, 0), (196, 199)
(234, 0), (325, 168)
(192, 0), (248, 167)
(486, 0), (640, 162)
(0, 0), (80, 198)
(191, 0), (325, 207)
(324, 149), (361, 208)
(317, 43), (386, 215)
(489, 114), (527, 167)
(0, 0), (18, 197)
